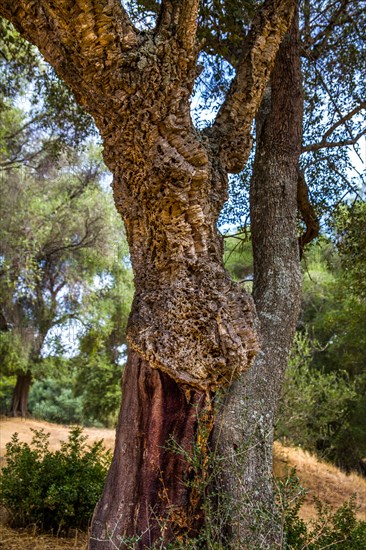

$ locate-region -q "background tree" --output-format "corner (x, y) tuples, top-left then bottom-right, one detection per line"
(72, 256), (133, 427)
(0, 141), (128, 416)
(277, 202), (366, 474)
(0, 17), (94, 170)
(26, 253), (133, 427)
(0, 22), (133, 420)
(0, 0), (364, 548)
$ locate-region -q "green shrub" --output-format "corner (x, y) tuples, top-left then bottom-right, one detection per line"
(277, 332), (366, 473)
(276, 469), (366, 549)
(29, 378), (85, 425)
(0, 426), (111, 532)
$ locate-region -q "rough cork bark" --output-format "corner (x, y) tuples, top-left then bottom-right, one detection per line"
(213, 7), (303, 548)
(0, 1), (296, 547)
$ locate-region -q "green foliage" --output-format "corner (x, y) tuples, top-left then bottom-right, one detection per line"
(0, 331), (29, 375)
(275, 470), (366, 549)
(27, 359), (125, 428)
(331, 201), (366, 297)
(0, 426), (111, 532)
(0, 18), (94, 168)
(72, 257), (133, 427)
(302, 239), (366, 378)
(275, 469), (308, 548)
(301, 2), (366, 214)
(0, 21), (132, 418)
(0, 104), (132, 414)
(74, 353), (123, 428)
(0, 373), (16, 413)
(25, 249), (133, 427)
(285, 215), (366, 473)
(28, 378), (85, 426)
(277, 332), (366, 473)
(223, 231), (253, 283)
(149, 430), (366, 549)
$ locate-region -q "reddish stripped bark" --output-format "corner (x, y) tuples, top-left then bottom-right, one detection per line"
(90, 350), (207, 549)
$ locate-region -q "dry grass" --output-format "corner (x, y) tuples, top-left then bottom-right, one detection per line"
(0, 417), (115, 464)
(273, 441), (366, 522)
(0, 524), (87, 549)
(1, 417), (366, 546)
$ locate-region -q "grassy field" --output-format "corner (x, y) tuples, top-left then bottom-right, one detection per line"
(1, 417), (366, 548)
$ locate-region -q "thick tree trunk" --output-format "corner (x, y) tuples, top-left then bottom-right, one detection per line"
(213, 9), (303, 548)
(90, 133), (258, 547)
(90, 350), (209, 548)
(88, 34), (258, 548)
(0, 2), (297, 548)
(9, 370), (32, 417)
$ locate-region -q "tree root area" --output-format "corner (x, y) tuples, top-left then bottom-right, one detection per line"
(90, 350), (208, 549)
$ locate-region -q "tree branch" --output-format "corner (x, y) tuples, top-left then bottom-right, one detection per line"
(0, 1), (138, 108)
(322, 102), (366, 141)
(297, 170), (319, 257)
(157, 0), (199, 54)
(306, 0), (352, 60)
(302, 128), (366, 153)
(304, 62), (365, 162)
(209, 0), (296, 173)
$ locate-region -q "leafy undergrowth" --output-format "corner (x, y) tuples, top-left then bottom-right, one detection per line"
(3, 417), (365, 522)
(1, 418), (366, 548)
(274, 442), (366, 522)
(0, 426), (111, 533)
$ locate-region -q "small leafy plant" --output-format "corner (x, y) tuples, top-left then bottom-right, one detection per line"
(0, 426), (111, 533)
(276, 468), (366, 549)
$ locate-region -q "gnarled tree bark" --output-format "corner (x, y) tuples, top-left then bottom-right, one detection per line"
(0, 1), (296, 547)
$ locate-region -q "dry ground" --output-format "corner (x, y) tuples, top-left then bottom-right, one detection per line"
(0, 417), (115, 464)
(0, 524), (88, 549)
(273, 441), (366, 522)
(1, 417), (366, 547)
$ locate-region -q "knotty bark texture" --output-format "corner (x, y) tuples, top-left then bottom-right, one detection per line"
(0, 0), (296, 547)
(213, 7), (303, 548)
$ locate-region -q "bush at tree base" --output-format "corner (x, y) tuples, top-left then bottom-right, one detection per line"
(0, 426), (111, 533)
(275, 469), (366, 549)
(1, 426), (365, 547)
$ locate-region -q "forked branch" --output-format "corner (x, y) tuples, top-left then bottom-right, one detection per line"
(303, 100), (366, 153)
(211, 0), (296, 173)
(306, 0), (352, 60)
(0, 0), (138, 106)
